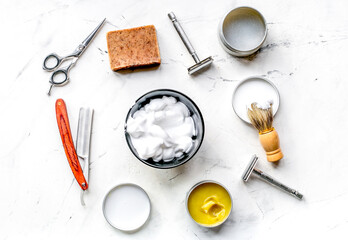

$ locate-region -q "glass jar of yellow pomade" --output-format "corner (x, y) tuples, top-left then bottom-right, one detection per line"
(186, 180), (232, 227)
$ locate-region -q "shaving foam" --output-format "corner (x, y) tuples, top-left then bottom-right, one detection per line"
(126, 96), (195, 162)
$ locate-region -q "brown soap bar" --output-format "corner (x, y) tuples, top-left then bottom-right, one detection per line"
(106, 25), (161, 71)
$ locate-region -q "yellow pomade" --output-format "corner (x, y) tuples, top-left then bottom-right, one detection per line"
(187, 182), (232, 226)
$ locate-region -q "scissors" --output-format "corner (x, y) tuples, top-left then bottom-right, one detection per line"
(43, 18), (106, 96)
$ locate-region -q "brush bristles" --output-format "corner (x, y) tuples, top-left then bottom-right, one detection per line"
(247, 103), (273, 133)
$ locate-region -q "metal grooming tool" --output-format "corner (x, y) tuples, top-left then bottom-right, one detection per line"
(43, 18), (106, 95)
(76, 107), (94, 206)
(242, 155), (303, 200)
(168, 12), (213, 74)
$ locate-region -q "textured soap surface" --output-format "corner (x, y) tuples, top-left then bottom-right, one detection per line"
(106, 25), (161, 71)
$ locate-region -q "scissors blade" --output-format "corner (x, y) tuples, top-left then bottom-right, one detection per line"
(81, 18), (106, 49)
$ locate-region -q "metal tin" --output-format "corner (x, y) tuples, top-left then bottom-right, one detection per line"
(102, 183), (151, 232)
(232, 76), (280, 124)
(219, 7), (267, 57)
(185, 180), (233, 228)
(125, 89), (205, 169)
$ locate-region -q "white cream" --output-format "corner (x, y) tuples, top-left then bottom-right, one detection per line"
(255, 100), (273, 110)
(127, 96), (195, 162)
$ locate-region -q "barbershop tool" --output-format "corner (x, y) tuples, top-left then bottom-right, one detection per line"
(247, 102), (283, 162)
(43, 18), (106, 95)
(76, 107), (94, 206)
(55, 99), (88, 191)
(242, 155), (303, 200)
(168, 12), (213, 74)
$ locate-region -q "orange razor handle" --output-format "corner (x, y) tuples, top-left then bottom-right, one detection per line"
(55, 99), (88, 190)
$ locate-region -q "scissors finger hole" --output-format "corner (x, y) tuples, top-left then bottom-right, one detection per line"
(44, 54), (60, 70)
(51, 70), (68, 85)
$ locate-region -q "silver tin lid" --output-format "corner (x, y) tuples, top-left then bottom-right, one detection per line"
(232, 76), (280, 123)
(219, 7), (267, 57)
(102, 183), (151, 232)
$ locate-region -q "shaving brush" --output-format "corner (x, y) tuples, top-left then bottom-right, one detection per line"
(247, 103), (283, 162)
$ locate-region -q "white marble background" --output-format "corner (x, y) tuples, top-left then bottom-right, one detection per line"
(1, 0), (348, 239)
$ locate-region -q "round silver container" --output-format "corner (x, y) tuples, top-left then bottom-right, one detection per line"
(219, 7), (267, 57)
(102, 183), (151, 232)
(232, 76), (280, 124)
(185, 180), (233, 228)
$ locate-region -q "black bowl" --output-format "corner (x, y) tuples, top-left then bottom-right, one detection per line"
(125, 89), (205, 169)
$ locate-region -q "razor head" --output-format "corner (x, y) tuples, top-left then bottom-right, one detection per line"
(242, 155), (259, 182)
(188, 56), (213, 75)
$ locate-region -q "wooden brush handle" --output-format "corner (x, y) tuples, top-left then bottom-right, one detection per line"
(56, 99), (88, 190)
(259, 129), (283, 162)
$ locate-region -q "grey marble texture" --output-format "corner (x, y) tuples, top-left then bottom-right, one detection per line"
(1, 0), (348, 239)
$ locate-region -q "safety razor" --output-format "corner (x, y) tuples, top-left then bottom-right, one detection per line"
(242, 155), (303, 200)
(168, 12), (213, 74)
